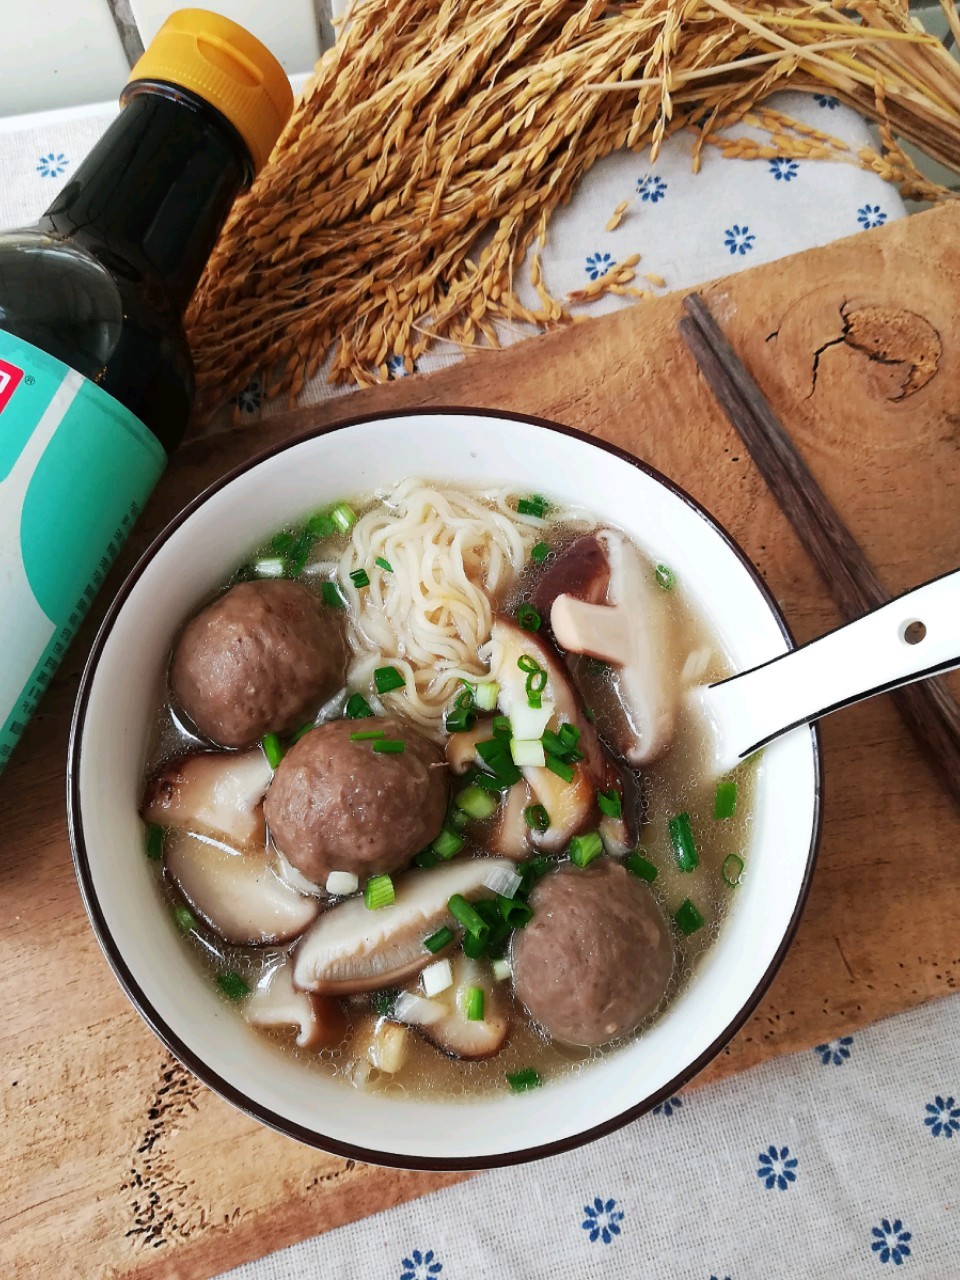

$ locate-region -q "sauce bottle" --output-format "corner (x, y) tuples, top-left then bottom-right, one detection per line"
(0, 10), (292, 773)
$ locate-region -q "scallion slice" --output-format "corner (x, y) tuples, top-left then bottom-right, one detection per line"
(445, 688), (476, 734)
(306, 512), (336, 538)
(145, 824), (165, 861)
(541, 728), (582, 764)
(414, 848), (440, 869)
(448, 894), (489, 943)
(510, 738), (546, 768)
(517, 856), (553, 895)
(364, 874), (396, 909)
(516, 495), (549, 518)
(375, 556), (393, 572)
(253, 556), (286, 578)
(524, 803), (550, 831)
(374, 665), (405, 694)
(271, 531), (295, 555)
(216, 971), (249, 1001)
(451, 807), (472, 831)
(261, 732), (284, 769)
(722, 853), (745, 887)
(455, 785), (499, 821)
(507, 1068), (542, 1092)
(674, 898), (705, 935)
(558, 722), (581, 751)
(655, 563), (675, 591)
(350, 568), (370, 589)
(462, 930), (487, 959)
(172, 904), (196, 932)
(432, 828), (465, 860)
(373, 739), (405, 754)
(545, 752), (575, 783)
(498, 895), (533, 928)
(625, 852), (658, 883)
(517, 603), (542, 632)
(322, 580), (347, 609)
(569, 831), (603, 867)
(345, 692), (374, 719)
(597, 788), (623, 819)
(331, 502), (358, 533)
(424, 925), (455, 954)
(350, 728), (386, 741)
(517, 654), (541, 673)
(464, 986), (485, 1021)
(492, 958), (513, 981)
(531, 541), (550, 564)
(714, 779), (738, 820)
(668, 811), (699, 872)
(474, 681), (500, 712)
(492, 716), (513, 738)
(287, 530), (315, 577)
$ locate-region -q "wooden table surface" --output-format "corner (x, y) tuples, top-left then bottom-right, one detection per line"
(2, 204), (959, 1280)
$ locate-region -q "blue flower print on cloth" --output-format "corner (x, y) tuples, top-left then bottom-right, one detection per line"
(653, 1095), (682, 1117)
(584, 252), (614, 281)
(581, 1196), (624, 1244)
(924, 1095), (960, 1138)
(37, 152), (68, 178)
(637, 174), (668, 202)
(815, 94), (840, 108)
(387, 353), (412, 379)
(234, 375), (262, 415)
(871, 1219), (912, 1265)
(815, 1036), (853, 1066)
(858, 204), (887, 229)
(400, 1248), (442, 1280)
(769, 158), (799, 182)
(756, 1145), (798, 1191)
(724, 225), (755, 256)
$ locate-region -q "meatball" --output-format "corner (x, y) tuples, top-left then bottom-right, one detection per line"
(512, 858), (673, 1046)
(170, 580), (347, 748)
(264, 716), (448, 885)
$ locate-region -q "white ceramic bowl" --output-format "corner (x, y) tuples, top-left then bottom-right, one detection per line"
(68, 408), (821, 1169)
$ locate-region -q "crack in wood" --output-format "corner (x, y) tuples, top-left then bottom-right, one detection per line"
(808, 301), (941, 401)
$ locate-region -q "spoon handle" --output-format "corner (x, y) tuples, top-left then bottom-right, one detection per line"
(697, 568), (960, 774)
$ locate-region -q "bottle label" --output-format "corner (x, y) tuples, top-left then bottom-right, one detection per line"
(0, 334), (166, 770)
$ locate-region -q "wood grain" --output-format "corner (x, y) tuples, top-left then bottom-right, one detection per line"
(3, 204), (960, 1280)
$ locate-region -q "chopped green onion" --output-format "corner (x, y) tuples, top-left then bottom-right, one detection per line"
(625, 852), (658, 883)
(473, 772), (507, 794)
(414, 848), (439, 869)
(261, 732), (284, 769)
(306, 512), (336, 538)
(290, 720), (315, 743)
(474, 738), (522, 788)
(668, 811), (699, 872)
(545, 752), (575, 783)
(346, 692), (374, 719)
(253, 556), (286, 578)
(331, 502), (358, 533)
(517, 603), (542, 632)
(507, 1068), (542, 1092)
(172, 904), (196, 932)
(517, 654), (541, 674)
(492, 716), (513, 738)
(597, 788), (623, 819)
(474, 681), (500, 712)
(516, 495), (549, 518)
(375, 665), (405, 694)
(375, 556), (393, 572)
(569, 831), (603, 868)
(525, 667), (547, 694)
(455, 786), (499, 821)
(511, 738), (546, 768)
(498, 895), (533, 928)
(464, 986), (485, 1021)
(350, 728), (386, 740)
(655, 563), (675, 591)
(371, 988), (396, 1016)
(451, 807), (472, 831)
(364, 874), (396, 910)
(524, 803), (550, 830)
(373, 739), (405, 754)
(541, 729), (582, 764)
(722, 853), (745, 887)
(674, 898), (705, 935)
(216, 971), (249, 1001)
(473, 899), (501, 928)
(322, 580), (346, 609)
(445, 688), (476, 734)
(270, 531), (295, 555)
(517, 856), (553, 895)
(448, 894), (489, 943)
(526, 689), (542, 710)
(714, 779), (738, 820)
(432, 828), (465, 860)
(424, 925), (455, 954)
(350, 568), (370, 589)
(145, 824), (165, 861)
(462, 930), (487, 958)
(531, 541), (550, 564)
(558, 722), (581, 751)
(287, 530), (316, 577)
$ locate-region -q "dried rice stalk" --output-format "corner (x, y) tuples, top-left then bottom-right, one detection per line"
(188, 0), (960, 418)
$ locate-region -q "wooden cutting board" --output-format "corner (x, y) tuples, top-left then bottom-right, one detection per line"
(3, 204), (960, 1280)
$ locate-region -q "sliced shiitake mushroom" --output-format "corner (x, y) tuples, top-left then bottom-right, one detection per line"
(142, 750), (272, 848)
(292, 858), (512, 996)
(487, 783), (532, 861)
(244, 957), (347, 1049)
(397, 954), (511, 1059)
(165, 831), (319, 945)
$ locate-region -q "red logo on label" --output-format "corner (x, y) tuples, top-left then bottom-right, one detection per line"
(0, 357), (24, 414)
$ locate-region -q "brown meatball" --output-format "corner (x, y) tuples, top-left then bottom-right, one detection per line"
(170, 580), (346, 748)
(264, 717), (448, 884)
(512, 858), (673, 1047)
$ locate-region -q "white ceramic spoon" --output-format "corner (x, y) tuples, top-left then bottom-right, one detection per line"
(693, 568), (960, 774)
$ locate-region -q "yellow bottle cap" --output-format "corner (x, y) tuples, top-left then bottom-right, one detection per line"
(127, 9), (294, 175)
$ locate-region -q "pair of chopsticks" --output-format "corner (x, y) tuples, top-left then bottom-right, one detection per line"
(679, 291), (960, 814)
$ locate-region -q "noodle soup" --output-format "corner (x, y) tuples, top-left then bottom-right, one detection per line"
(140, 482), (751, 1100)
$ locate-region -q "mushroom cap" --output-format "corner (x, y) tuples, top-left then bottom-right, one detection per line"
(416, 954), (512, 1059)
(244, 957), (348, 1049)
(142, 750), (272, 849)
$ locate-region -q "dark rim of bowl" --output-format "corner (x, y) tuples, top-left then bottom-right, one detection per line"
(67, 405), (824, 1172)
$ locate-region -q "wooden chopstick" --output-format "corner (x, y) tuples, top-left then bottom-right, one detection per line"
(679, 290), (960, 814)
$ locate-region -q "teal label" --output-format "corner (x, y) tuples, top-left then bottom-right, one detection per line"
(0, 333), (166, 771)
